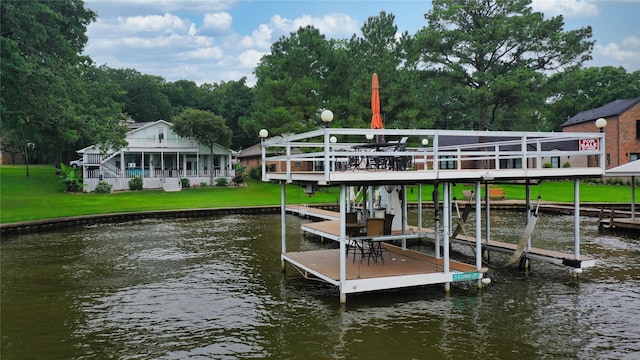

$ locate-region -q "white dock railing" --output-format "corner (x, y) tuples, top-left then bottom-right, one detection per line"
(261, 128), (605, 183)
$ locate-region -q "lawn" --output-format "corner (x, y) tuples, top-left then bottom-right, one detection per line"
(1, 165), (637, 223)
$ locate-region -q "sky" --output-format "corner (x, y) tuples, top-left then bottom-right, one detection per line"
(83, 0), (640, 87)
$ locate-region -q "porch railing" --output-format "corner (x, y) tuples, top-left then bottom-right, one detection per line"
(86, 168), (234, 179)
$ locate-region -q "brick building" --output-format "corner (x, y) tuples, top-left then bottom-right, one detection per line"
(562, 97), (640, 169)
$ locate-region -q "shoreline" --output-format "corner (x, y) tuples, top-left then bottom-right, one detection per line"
(1, 201), (633, 236)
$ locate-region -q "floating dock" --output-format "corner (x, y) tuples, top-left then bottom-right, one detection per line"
(263, 128), (606, 303)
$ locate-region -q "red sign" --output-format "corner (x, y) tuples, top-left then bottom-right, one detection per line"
(579, 138), (600, 151)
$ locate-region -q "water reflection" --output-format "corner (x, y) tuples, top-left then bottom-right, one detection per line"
(1, 211), (639, 359)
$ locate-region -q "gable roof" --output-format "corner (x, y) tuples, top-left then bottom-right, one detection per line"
(561, 98), (640, 127)
(237, 136), (286, 158)
(127, 119), (172, 133)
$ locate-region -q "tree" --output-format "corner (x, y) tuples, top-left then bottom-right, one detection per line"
(250, 26), (333, 136)
(1, 0), (97, 173)
(162, 79), (205, 116)
(542, 66), (640, 130)
(76, 65), (129, 153)
(204, 78), (255, 150)
(417, 0), (594, 131)
(347, 12), (428, 130)
(172, 108), (232, 186)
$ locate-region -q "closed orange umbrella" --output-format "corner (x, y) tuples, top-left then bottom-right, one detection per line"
(371, 73), (383, 129)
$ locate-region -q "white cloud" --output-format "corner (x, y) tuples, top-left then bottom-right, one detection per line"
(180, 46), (225, 60)
(269, 13), (358, 38)
(593, 35), (640, 70)
(531, 0), (599, 18)
(120, 13), (191, 33)
(85, 7), (363, 85)
(86, 0), (234, 17)
(238, 49), (266, 68)
(200, 12), (233, 34)
(238, 24), (273, 49)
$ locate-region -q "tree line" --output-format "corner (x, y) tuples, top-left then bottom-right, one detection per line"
(2, 0), (639, 170)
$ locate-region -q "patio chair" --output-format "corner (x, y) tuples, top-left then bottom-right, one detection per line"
(345, 212), (364, 261)
(383, 213), (395, 235)
(364, 218), (386, 265)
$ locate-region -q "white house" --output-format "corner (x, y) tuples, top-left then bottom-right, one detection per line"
(77, 120), (234, 192)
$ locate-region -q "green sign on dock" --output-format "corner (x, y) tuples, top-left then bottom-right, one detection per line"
(453, 272), (480, 282)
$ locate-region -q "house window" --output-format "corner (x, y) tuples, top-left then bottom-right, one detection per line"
(631, 153), (640, 162)
(606, 154), (611, 166)
(551, 157), (560, 168)
(636, 120), (640, 140)
(499, 158), (522, 169)
(440, 156), (455, 170)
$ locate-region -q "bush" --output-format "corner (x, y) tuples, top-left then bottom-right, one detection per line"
(200, 182), (207, 187)
(543, 163), (553, 168)
(59, 163), (83, 192)
(248, 166), (262, 180)
(215, 178), (229, 187)
(94, 181), (112, 194)
(181, 178), (190, 188)
(562, 162), (571, 168)
(232, 174), (244, 186)
(129, 176), (143, 190)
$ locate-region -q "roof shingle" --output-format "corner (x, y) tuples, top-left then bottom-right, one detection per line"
(561, 98), (640, 127)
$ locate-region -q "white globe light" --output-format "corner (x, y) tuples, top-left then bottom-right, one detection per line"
(321, 109), (334, 123)
(258, 129), (268, 138)
(595, 118), (607, 129)
(330, 136), (337, 143)
(421, 138), (429, 146)
(365, 133), (374, 140)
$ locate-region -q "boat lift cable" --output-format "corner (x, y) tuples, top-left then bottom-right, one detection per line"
(484, 196), (542, 268)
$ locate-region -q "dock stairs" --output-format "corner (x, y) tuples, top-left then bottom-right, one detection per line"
(163, 178), (181, 192)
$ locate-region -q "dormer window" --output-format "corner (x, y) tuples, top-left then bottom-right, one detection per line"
(157, 126), (166, 143)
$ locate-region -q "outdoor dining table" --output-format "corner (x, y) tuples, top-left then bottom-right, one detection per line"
(349, 142), (403, 170)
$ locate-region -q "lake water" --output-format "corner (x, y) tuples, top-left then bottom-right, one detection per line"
(1, 211), (639, 359)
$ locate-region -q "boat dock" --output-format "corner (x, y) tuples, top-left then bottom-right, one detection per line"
(598, 209), (640, 231)
(263, 128), (605, 303)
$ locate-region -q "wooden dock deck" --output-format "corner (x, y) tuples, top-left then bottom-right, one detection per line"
(601, 217), (640, 230)
(287, 204), (340, 221)
(283, 244), (481, 294)
(289, 204), (596, 269)
(598, 209), (640, 231)
(284, 204), (484, 294)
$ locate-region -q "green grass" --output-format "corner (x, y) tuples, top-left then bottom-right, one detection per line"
(0, 165), (340, 223)
(1, 165), (638, 223)
(449, 180), (639, 203)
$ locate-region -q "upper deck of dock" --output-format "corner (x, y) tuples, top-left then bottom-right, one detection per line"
(261, 128), (605, 186)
